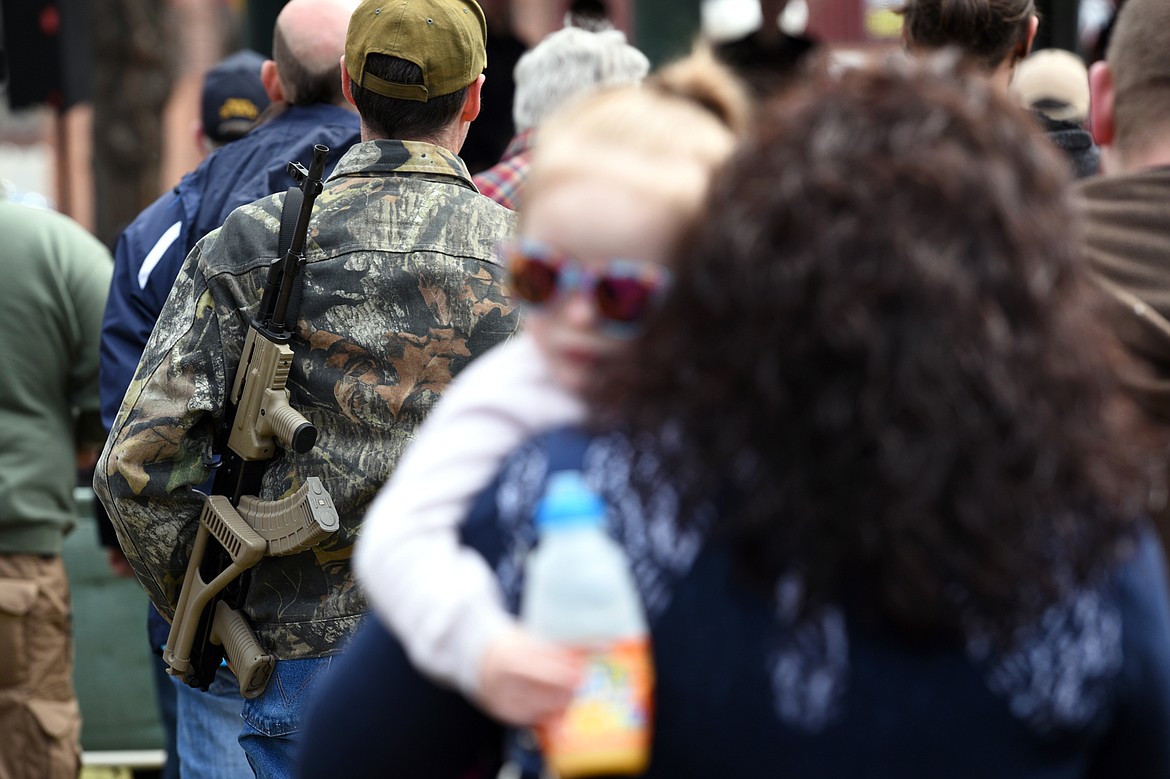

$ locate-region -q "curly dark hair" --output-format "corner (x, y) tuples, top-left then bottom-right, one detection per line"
(901, 0), (1036, 71)
(589, 55), (1149, 644)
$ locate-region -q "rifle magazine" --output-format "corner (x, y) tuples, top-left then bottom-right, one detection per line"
(238, 476), (339, 556)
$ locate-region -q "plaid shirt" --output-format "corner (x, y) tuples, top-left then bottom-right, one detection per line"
(473, 129), (535, 211)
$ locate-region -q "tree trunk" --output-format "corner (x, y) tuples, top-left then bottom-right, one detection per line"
(91, 0), (174, 249)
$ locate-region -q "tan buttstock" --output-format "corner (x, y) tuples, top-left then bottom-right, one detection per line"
(164, 477), (337, 697)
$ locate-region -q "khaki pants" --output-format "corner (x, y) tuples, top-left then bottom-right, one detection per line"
(0, 554), (82, 779)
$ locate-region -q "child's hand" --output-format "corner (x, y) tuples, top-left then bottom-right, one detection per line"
(477, 624), (582, 726)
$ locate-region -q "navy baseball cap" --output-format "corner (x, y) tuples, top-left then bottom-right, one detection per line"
(201, 49), (271, 144)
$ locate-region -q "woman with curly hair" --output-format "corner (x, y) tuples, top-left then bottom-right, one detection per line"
(436, 57), (1170, 776)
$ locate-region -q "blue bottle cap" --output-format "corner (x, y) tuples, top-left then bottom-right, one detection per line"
(536, 470), (605, 530)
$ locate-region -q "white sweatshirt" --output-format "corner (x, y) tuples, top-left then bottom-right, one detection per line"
(353, 333), (585, 697)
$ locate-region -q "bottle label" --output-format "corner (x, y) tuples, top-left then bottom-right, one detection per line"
(539, 637), (654, 778)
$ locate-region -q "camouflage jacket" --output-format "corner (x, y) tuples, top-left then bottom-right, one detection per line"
(94, 140), (520, 659)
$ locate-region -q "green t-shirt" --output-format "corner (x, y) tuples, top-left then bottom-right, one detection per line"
(0, 202), (112, 554)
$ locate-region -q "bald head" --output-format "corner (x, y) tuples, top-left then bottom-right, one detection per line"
(272, 0), (358, 106)
(1106, 0), (1170, 157)
(1087, 0), (1170, 171)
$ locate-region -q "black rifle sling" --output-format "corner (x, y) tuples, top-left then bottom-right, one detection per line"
(277, 184), (307, 326)
(278, 185), (302, 258)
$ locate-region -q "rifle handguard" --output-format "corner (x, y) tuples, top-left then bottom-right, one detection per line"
(229, 329), (317, 458)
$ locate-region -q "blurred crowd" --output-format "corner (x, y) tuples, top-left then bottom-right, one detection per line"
(3, 0), (1169, 778)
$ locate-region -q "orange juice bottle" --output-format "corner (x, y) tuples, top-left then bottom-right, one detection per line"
(522, 470), (653, 777)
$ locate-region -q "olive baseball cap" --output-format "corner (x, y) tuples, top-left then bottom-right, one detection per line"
(345, 0), (487, 103)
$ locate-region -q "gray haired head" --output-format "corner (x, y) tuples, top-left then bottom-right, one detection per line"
(512, 26), (650, 131)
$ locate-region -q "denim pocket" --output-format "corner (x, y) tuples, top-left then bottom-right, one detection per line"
(241, 656), (332, 738)
(0, 579), (38, 688)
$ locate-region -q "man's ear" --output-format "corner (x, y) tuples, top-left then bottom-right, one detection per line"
(1089, 60), (1115, 146)
(1024, 14), (1038, 56)
(261, 59), (285, 103)
(191, 118), (211, 159)
(1009, 15), (1039, 67)
(461, 73), (485, 123)
(340, 55), (356, 107)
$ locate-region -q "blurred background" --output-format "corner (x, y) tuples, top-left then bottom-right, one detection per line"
(0, 0), (1113, 252)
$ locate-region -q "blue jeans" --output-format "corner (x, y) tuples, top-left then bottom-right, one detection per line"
(148, 607), (180, 779)
(174, 665), (252, 778)
(150, 654), (180, 779)
(240, 656), (333, 778)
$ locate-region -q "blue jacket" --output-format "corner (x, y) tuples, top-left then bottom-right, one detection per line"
(100, 102), (361, 429)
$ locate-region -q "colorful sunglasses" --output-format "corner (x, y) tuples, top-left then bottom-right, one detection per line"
(501, 238), (672, 338)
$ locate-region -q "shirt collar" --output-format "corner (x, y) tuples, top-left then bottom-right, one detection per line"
(329, 139), (475, 188)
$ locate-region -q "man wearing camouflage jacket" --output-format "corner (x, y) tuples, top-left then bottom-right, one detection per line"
(94, 0), (518, 774)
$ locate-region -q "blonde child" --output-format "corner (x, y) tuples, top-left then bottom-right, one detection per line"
(353, 48), (751, 725)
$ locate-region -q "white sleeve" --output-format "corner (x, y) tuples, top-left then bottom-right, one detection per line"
(354, 333), (585, 697)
